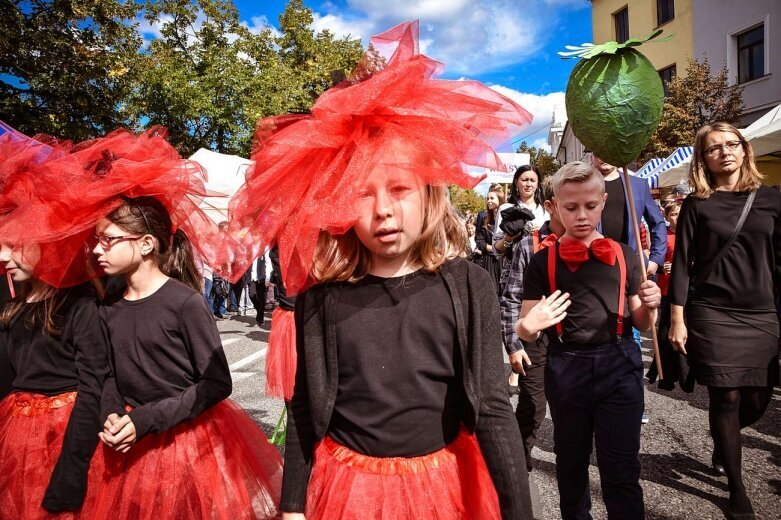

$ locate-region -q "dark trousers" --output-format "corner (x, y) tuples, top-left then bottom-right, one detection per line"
(546, 339), (645, 520)
(516, 341), (548, 472)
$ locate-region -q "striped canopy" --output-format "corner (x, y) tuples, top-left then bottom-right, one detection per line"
(638, 147), (693, 188)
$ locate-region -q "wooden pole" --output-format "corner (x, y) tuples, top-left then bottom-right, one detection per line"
(621, 166), (664, 380)
(6, 272), (14, 299)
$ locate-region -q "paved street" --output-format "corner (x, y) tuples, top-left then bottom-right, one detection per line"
(218, 310), (781, 519)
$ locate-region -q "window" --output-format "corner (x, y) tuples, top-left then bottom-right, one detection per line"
(657, 0), (674, 26)
(737, 24), (764, 83)
(658, 65), (676, 96)
(614, 7), (629, 43)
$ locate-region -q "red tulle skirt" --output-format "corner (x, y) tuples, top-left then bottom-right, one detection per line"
(0, 391), (105, 520)
(265, 307), (297, 400)
(92, 399), (282, 520)
(306, 430), (501, 520)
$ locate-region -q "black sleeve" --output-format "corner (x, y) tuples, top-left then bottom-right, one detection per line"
(523, 252), (549, 301)
(669, 196), (697, 306)
(0, 329), (14, 400)
(472, 268), (534, 518)
(280, 292), (317, 513)
(98, 306), (126, 421)
(127, 293), (232, 440)
(773, 192), (781, 296)
(474, 225), (490, 254)
(43, 297), (109, 511)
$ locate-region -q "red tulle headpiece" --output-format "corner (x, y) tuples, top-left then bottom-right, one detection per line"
(228, 20), (533, 293)
(0, 126), (220, 288)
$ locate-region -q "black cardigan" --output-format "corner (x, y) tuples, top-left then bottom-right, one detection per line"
(281, 257), (533, 518)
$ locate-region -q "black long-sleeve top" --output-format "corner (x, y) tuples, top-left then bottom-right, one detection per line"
(330, 269), (465, 457)
(282, 258), (533, 518)
(474, 210), (496, 254)
(669, 186), (781, 311)
(2, 285), (108, 512)
(99, 278), (232, 440)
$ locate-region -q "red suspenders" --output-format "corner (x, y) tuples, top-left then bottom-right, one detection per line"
(532, 229), (540, 253)
(546, 239), (627, 341)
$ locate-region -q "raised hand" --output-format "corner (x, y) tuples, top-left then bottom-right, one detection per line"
(517, 290), (571, 340)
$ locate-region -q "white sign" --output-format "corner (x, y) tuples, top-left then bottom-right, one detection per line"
(469, 153), (530, 194)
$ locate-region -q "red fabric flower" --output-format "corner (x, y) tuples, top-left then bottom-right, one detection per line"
(228, 20), (533, 293)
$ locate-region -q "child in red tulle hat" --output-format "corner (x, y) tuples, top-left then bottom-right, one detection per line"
(227, 20), (535, 519)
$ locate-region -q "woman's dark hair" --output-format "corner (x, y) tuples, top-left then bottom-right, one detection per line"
(509, 165), (543, 209)
(107, 196), (202, 292)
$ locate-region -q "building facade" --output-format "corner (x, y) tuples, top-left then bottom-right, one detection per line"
(692, 0), (780, 126)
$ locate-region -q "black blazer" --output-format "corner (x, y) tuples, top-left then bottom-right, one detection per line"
(281, 257), (533, 518)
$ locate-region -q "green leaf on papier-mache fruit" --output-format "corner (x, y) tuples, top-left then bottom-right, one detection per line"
(560, 31), (669, 166)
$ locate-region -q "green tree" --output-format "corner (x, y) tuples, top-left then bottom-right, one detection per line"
(641, 57), (744, 161)
(516, 141), (559, 176)
(0, 0), (142, 140)
(130, 0), (362, 156)
(448, 185), (486, 216)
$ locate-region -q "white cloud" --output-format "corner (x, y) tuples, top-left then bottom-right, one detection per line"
(488, 85), (565, 152)
(243, 15), (280, 37)
(304, 0), (585, 75)
(311, 13), (371, 41)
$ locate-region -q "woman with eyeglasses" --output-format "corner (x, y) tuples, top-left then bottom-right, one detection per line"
(668, 122), (780, 519)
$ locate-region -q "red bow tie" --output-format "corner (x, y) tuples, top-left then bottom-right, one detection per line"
(540, 234), (617, 271)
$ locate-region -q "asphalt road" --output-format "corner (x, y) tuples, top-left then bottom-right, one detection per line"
(218, 309), (781, 520)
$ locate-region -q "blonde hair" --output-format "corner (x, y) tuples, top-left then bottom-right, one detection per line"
(551, 161), (605, 196)
(311, 184), (467, 284)
(689, 122), (763, 198)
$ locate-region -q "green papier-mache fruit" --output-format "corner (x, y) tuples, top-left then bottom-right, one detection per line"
(560, 31), (669, 166)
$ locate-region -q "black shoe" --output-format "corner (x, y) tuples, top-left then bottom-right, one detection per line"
(727, 492), (755, 519)
(214, 312), (225, 320)
(507, 383), (520, 396)
(712, 448), (726, 477)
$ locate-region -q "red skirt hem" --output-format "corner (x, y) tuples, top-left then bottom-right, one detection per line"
(305, 430), (501, 520)
(93, 399), (282, 520)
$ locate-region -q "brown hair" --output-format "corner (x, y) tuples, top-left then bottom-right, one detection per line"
(311, 185), (467, 284)
(540, 175), (555, 203)
(484, 186), (506, 229)
(107, 197), (202, 291)
(689, 122), (763, 198)
(664, 200), (681, 218)
(0, 279), (105, 336)
(551, 161), (605, 195)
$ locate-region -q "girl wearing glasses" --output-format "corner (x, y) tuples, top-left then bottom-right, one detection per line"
(668, 122), (780, 519)
(91, 195), (282, 519)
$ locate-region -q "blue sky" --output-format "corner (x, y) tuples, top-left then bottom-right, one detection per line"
(229, 0), (593, 152)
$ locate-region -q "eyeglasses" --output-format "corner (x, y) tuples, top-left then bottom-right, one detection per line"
(703, 141), (743, 157)
(93, 235), (141, 248)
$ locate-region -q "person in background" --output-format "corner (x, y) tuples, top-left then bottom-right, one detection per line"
(474, 188), (506, 296)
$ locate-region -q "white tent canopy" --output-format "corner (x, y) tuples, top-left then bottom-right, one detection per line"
(743, 103), (781, 157)
(188, 148), (253, 224)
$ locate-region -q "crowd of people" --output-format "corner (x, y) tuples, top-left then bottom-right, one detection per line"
(0, 20), (778, 520)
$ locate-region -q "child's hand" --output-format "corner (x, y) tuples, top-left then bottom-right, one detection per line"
(663, 261), (672, 275)
(518, 290), (570, 338)
(509, 349), (531, 376)
(100, 414), (137, 453)
(638, 280), (661, 310)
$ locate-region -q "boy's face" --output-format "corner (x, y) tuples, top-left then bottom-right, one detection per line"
(554, 177), (607, 240)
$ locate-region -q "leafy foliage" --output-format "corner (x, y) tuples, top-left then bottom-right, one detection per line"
(130, 0), (363, 156)
(558, 30), (671, 60)
(641, 57), (744, 161)
(516, 141), (559, 177)
(0, 0), (143, 141)
(448, 185), (486, 216)
(0, 0), (363, 156)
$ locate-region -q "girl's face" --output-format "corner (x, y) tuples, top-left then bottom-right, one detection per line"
(486, 191), (500, 210)
(0, 243), (38, 282)
(554, 177), (607, 241)
(466, 223), (476, 237)
(667, 206), (680, 232)
(353, 165), (425, 271)
(702, 131), (745, 177)
(92, 219), (146, 276)
(517, 171), (538, 202)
